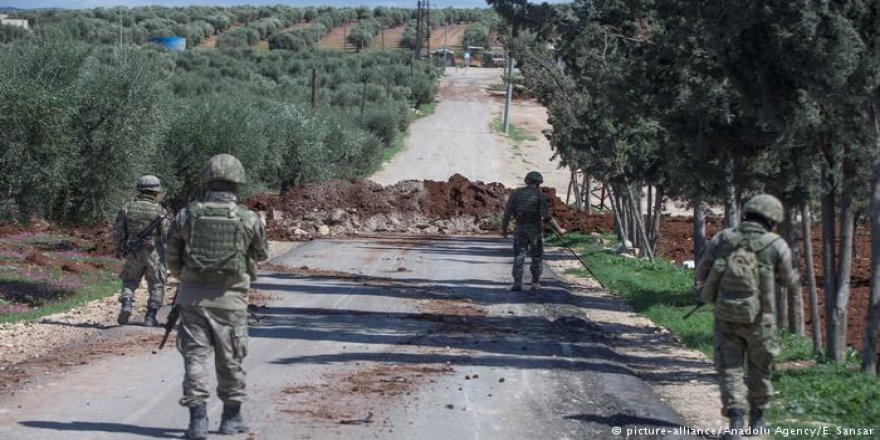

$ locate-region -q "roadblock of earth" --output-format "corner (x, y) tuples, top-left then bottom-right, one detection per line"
(245, 174), (613, 240)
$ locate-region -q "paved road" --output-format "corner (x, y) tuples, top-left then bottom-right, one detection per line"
(0, 238), (695, 439)
(372, 68), (516, 187)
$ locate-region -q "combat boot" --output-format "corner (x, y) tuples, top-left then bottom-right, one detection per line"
(530, 280), (541, 291)
(143, 307), (159, 327)
(185, 403), (208, 440)
(510, 280), (523, 291)
(749, 409), (766, 435)
(219, 402), (249, 434)
(117, 298), (133, 325)
(723, 409), (745, 440)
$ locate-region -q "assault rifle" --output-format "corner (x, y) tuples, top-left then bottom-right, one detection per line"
(159, 286), (180, 350)
(683, 303), (705, 320)
(119, 212), (169, 258)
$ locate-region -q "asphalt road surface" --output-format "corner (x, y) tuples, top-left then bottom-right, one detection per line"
(0, 237), (696, 439)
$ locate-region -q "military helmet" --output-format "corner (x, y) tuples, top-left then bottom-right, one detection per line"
(201, 153), (246, 185)
(743, 194), (784, 224)
(524, 171), (544, 184)
(136, 175), (162, 192)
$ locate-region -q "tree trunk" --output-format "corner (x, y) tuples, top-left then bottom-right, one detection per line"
(609, 187), (627, 245)
(831, 181), (855, 364)
(724, 160), (739, 228)
(864, 97), (880, 375)
(694, 198), (707, 266)
(585, 174), (593, 214)
(572, 171), (582, 210)
(775, 215), (789, 329)
(821, 152), (839, 361)
(803, 204), (822, 356)
(649, 186), (663, 254)
(646, 185), (653, 240)
(785, 207), (806, 335)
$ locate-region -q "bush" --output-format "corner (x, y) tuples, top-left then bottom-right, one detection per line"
(363, 108), (399, 145)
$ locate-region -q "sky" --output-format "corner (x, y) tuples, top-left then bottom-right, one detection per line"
(2, 0), (570, 9)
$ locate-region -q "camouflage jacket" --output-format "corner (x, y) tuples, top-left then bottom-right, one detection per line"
(502, 186), (554, 231)
(166, 190), (269, 310)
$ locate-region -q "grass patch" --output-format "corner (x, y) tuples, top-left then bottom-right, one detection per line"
(0, 270), (118, 324)
(491, 115), (538, 144)
(554, 232), (879, 437)
(416, 100), (437, 119)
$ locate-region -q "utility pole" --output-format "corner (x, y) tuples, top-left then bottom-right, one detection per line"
(502, 54), (514, 133)
(415, 1), (423, 59)
(381, 27), (385, 50)
(425, 0), (431, 57)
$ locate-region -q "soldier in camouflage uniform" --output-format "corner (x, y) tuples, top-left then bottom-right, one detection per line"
(696, 194), (799, 440)
(114, 175), (168, 327)
(501, 171), (566, 291)
(166, 154), (268, 439)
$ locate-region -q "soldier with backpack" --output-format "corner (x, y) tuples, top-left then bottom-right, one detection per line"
(165, 154), (268, 439)
(696, 194), (800, 440)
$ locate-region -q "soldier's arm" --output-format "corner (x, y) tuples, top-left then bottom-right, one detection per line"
(501, 193), (515, 233)
(165, 211), (187, 277)
(773, 240), (801, 291)
(250, 215), (269, 263)
(540, 195), (565, 234)
(694, 233), (721, 284)
(114, 208), (127, 245)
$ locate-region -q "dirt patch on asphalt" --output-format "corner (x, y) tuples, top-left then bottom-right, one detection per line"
(281, 361), (453, 426)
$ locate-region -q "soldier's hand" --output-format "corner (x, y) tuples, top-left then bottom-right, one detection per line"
(557, 228), (568, 235)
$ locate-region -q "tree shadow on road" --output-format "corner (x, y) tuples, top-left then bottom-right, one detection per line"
(18, 421), (184, 438)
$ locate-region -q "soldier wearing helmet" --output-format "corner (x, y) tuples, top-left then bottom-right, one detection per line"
(114, 175), (168, 326)
(501, 171), (566, 291)
(695, 194), (799, 439)
(165, 154), (268, 439)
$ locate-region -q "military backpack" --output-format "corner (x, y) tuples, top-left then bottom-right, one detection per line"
(703, 230), (780, 324)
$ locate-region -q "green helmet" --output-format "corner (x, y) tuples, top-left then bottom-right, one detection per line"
(524, 171), (543, 184)
(201, 153), (246, 185)
(743, 194), (784, 224)
(136, 175), (162, 192)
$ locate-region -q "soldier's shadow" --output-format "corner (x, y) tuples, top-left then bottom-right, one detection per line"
(19, 421), (185, 438)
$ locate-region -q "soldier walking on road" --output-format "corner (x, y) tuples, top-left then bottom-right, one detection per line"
(166, 154), (269, 439)
(501, 171), (566, 291)
(115, 175), (168, 327)
(696, 194), (799, 440)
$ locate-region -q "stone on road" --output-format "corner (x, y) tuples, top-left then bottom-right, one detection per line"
(0, 237), (695, 439)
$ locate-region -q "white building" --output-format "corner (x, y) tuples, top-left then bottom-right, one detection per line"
(0, 14), (29, 30)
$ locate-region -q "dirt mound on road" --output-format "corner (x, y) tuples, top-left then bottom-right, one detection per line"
(245, 175), (613, 240)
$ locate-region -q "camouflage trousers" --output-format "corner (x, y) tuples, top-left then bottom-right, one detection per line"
(118, 248), (165, 309)
(177, 306), (248, 408)
(512, 226), (543, 282)
(714, 316), (779, 416)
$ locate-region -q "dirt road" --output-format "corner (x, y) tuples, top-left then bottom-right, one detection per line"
(0, 238), (694, 439)
(371, 68), (568, 194)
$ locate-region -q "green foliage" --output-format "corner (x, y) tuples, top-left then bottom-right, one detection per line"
(462, 23), (490, 49)
(769, 364), (880, 438)
(0, 23), (32, 43)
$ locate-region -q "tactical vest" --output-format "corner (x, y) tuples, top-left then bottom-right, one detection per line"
(703, 229), (780, 324)
(125, 199), (164, 238)
(184, 201), (248, 275)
